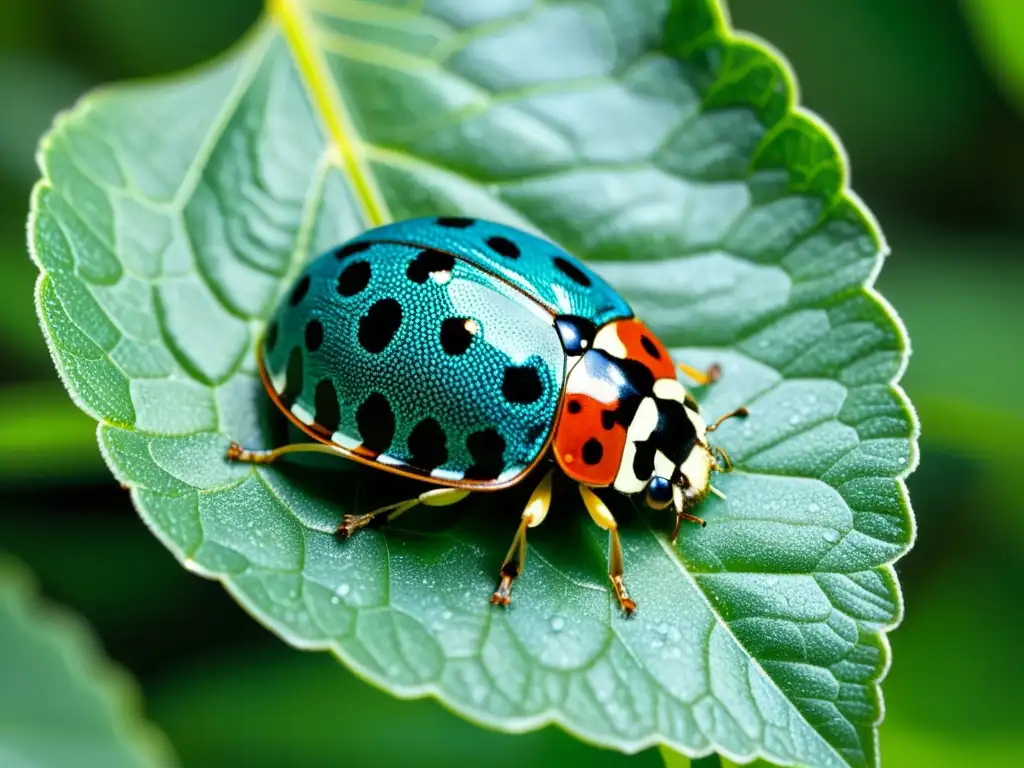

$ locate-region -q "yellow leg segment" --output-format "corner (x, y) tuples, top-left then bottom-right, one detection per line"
(677, 361), (721, 386)
(491, 469), (554, 607)
(337, 487), (470, 538)
(578, 485), (636, 616)
(226, 440), (352, 465)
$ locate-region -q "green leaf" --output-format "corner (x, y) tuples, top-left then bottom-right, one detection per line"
(27, 1), (917, 765)
(962, 0), (1024, 115)
(0, 555), (176, 768)
(148, 644), (662, 768)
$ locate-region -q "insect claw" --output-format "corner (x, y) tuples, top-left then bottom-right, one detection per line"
(490, 572), (515, 607)
(336, 512), (376, 538)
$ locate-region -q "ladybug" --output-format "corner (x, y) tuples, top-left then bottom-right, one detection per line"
(227, 217), (748, 614)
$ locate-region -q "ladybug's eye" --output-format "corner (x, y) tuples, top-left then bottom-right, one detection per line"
(645, 476), (673, 510)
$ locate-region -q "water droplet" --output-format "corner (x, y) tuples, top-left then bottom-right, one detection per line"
(822, 529), (839, 543)
(657, 622), (670, 636)
(898, 456), (907, 465)
(336, 583), (351, 597)
(330, 596), (340, 605)
(763, 575), (779, 588)
(441, 610), (453, 621)
(807, 502), (821, 514)
(789, 414), (801, 426)
(808, 394), (818, 405)
(550, 616), (565, 632)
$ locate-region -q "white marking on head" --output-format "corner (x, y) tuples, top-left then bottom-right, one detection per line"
(594, 323), (627, 359)
(680, 444), (711, 492)
(564, 356), (620, 401)
(613, 397), (659, 494)
(685, 405), (707, 441)
(653, 378), (688, 404)
(653, 449), (675, 479)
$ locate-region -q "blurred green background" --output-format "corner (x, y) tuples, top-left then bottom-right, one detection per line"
(0, 0), (1021, 766)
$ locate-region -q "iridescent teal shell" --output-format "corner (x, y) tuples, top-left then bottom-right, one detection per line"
(260, 217), (634, 488)
(342, 217), (633, 327)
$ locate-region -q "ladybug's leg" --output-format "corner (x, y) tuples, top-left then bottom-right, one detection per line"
(491, 469), (554, 608)
(226, 440), (353, 465)
(578, 485), (636, 616)
(337, 487), (470, 538)
(676, 361), (721, 387)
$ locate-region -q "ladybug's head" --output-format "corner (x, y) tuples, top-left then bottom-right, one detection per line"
(612, 381), (716, 512)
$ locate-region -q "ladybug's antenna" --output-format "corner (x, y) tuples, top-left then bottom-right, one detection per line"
(669, 484), (707, 542)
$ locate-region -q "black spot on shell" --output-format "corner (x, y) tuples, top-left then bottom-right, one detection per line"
(601, 410), (617, 430)
(305, 319), (323, 352)
(486, 236), (520, 259)
(407, 418), (447, 472)
(440, 317), (475, 356)
(290, 275), (311, 305)
(582, 438), (603, 466)
(314, 378), (341, 435)
(335, 241), (372, 259)
(281, 347), (303, 407)
(464, 428), (506, 481)
(356, 392), (395, 453)
(358, 299), (402, 354)
(502, 365), (542, 404)
(265, 321), (279, 352)
(567, 399), (582, 414)
(526, 422), (548, 445)
(553, 256), (592, 287)
(641, 335), (661, 359)
(407, 249), (455, 284)
(337, 261), (371, 297)
(436, 217), (475, 229)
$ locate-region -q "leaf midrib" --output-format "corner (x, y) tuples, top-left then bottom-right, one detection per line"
(271, 0), (391, 227)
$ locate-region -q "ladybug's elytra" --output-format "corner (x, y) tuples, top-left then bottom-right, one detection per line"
(227, 216), (748, 614)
